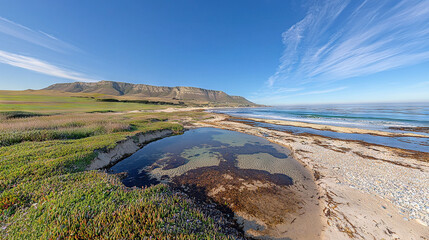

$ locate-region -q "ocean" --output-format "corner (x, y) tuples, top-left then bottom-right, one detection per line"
(211, 102), (429, 152)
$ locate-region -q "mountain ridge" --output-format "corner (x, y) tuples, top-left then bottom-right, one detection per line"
(43, 81), (257, 106)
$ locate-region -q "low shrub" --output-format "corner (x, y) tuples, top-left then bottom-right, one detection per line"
(0, 111), (47, 120)
(1, 172), (229, 239)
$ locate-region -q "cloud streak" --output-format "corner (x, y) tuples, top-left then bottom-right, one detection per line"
(296, 86), (347, 96)
(0, 16), (103, 83)
(269, 0), (429, 86)
(0, 16), (80, 53)
(0, 50), (100, 82)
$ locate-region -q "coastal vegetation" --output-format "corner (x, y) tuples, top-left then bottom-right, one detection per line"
(0, 92), (230, 239)
(0, 90), (170, 113)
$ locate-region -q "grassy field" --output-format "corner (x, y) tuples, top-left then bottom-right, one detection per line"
(0, 93), (231, 239)
(0, 90), (173, 113)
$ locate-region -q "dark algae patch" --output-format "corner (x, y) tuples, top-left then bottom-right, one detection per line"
(111, 127), (321, 238)
(389, 126), (429, 134)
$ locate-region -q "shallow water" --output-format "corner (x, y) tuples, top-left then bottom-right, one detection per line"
(232, 118), (429, 153)
(110, 127), (309, 187)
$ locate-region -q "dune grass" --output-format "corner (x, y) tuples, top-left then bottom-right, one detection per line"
(0, 113), (132, 147)
(0, 108), (230, 239)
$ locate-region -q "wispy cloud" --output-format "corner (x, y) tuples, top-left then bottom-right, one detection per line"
(249, 86), (348, 104)
(296, 86), (347, 96)
(274, 87), (304, 93)
(0, 50), (100, 82)
(0, 16), (80, 53)
(269, 0), (429, 86)
(0, 16), (104, 83)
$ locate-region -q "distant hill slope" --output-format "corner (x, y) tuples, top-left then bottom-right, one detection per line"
(43, 81), (257, 106)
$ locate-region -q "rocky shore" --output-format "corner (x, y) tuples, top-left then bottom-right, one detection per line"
(195, 113), (429, 239)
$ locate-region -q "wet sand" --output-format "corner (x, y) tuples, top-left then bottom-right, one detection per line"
(245, 117), (429, 138)
(194, 113), (429, 240)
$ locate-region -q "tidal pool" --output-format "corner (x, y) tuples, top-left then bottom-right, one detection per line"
(110, 127), (310, 188)
(110, 127), (321, 238)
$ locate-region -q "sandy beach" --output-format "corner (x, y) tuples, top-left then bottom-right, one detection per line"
(246, 117), (429, 138)
(192, 113), (429, 239)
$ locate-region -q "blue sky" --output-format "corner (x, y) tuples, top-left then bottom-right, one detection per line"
(0, 0), (428, 105)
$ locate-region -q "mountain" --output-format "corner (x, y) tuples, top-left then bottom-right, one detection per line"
(43, 81), (257, 106)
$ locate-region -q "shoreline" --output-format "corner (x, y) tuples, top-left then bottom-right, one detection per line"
(93, 109), (428, 239)
(226, 117), (429, 163)
(193, 113), (429, 239)
(245, 117), (429, 138)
